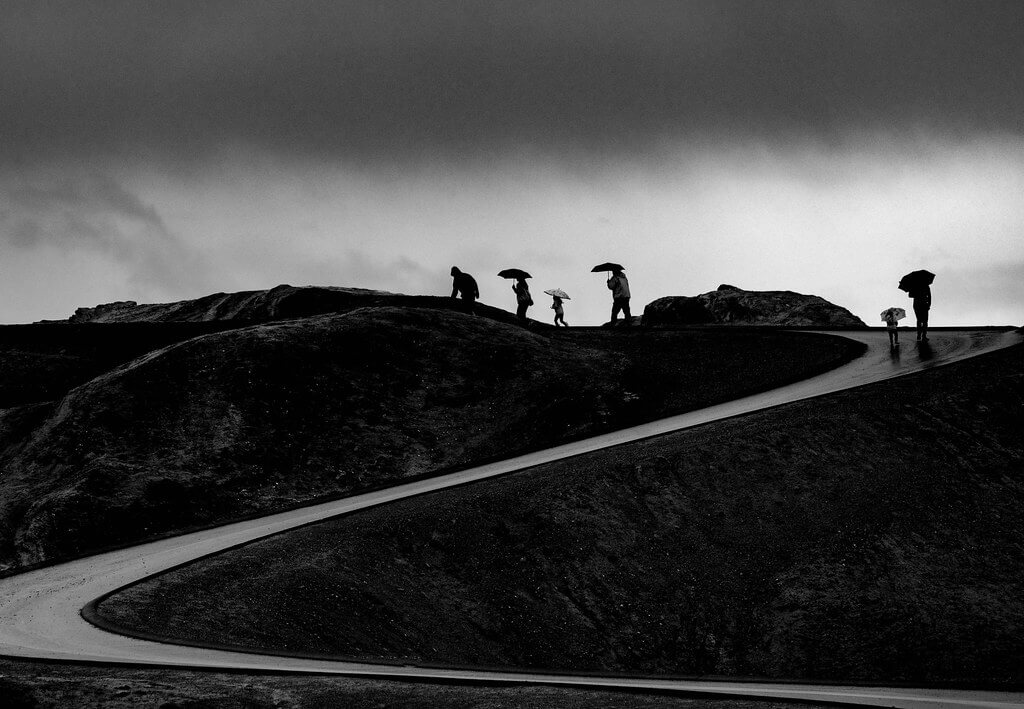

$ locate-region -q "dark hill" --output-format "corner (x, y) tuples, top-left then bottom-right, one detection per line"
(0, 307), (614, 569)
(643, 284), (866, 327)
(60, 284), (515, 325)
(0, 307), (859, 571)
(97, 342), (1024, 685)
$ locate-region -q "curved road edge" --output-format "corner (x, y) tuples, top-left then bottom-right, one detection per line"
(2, 328), (1023, 709)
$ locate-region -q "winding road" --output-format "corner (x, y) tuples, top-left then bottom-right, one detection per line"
(1, 328), (1022, 709)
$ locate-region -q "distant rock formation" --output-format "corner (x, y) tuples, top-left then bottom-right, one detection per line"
(64, 285), (399, 323)
(643, 284), (866, 327)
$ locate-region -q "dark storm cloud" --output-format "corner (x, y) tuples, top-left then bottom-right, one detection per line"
(2, 0), (1023, 163)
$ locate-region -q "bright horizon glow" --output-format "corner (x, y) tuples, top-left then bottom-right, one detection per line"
(2, 137), (1022, 327)
(2, 3), (1023, 328)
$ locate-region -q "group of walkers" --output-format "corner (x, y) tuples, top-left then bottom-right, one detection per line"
(450, 265), (631, 327)
(455, 264), (934, 340)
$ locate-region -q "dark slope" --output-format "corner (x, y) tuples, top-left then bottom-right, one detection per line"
(0, 322), (244, 408)
(98, 342), (1024, 685)
(0, 308), (858, 571)
(61, 284), (522, 326)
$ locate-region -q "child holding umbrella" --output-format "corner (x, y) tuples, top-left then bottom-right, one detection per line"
(881, 307), (905, 349)
(545, 288), (570, 327)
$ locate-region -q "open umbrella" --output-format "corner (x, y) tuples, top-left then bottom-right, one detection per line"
(498, 268), (531, 279)
(544, 288), (570, 300)
(880, 307), (906, 322)
(591, 262), (624, 273)
(898, 270), (935, 293)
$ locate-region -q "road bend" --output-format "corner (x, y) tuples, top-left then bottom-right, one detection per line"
(1, 329), (1022, 709)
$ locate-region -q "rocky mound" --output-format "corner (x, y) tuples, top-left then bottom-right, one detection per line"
(643, 284), (866, 327)
(64, 285), (397, 323)
(61, 285), (514, 325)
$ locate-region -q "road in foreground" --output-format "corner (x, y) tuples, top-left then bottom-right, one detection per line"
(1, 329), (1021, 709)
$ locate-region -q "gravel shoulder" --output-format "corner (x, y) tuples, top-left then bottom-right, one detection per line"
(0, 658), (826, 709)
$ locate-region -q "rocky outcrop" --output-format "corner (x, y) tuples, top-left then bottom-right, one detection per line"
(58, 285), (537, 326)
(64, 285), (397, 323)
(643, 284), (866, 327)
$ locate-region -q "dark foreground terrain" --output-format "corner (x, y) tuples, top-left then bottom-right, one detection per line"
(0, 660), (824, 709)
(98, 340), (1024, 685)
(0, 307), (858, 571)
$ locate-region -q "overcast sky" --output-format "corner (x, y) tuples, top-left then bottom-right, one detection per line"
(2, 1), (1023, 325)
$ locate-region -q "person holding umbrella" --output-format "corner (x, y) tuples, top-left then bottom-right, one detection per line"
(544, 288), (570, 326)
(513, 276), (532, 321)
(498, 268), (533, 322)
(880, 307), (906, 349)
(912, 285), (931, 341)
(898, 270), (935, 342)
(606, 267), (631, 324)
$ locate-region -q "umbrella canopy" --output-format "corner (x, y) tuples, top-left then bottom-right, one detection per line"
(591, 262), (624, 273)
(898, 269), (935, 293)
(498, 268), (531, 279)
(544, 288), (571, 299)
(880, 307), (907, 322)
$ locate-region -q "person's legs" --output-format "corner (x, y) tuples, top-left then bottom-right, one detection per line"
(610, 300), (622, 322)
(621, 298), (631, 321)
(914, 304), (928, 340)
(516, 303), (528, 320)
(462, 295), (476, 315)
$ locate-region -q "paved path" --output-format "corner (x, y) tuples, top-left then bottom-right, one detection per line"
(1, 329), (1022, 709)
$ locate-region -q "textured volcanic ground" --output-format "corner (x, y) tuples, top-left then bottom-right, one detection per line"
(0, 306), (859, 571)
(97, 340), (1024, 685)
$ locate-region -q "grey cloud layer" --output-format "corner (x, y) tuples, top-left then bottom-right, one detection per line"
(3, 1), (1023, 163)
(8, 175), (167, 236)
(1, 170), (214, 293)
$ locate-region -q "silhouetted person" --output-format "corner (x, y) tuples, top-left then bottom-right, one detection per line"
(607, 268), (631, 324)
(883, 309), (900, 349)
(551, 295), (568, 326)
(450, 266), (479, 314)
(912, 285), (931, 341)
(512, 276), (532, 321)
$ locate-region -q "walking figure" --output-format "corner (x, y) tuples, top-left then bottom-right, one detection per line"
(897, 269), (935, 342)
(512, 276), (532, 321)
(544, 288), (570, 327)
(912, 285), (931, 341)
(450, 266), (479, 314)
(552, 296), (568, 326)
(607, 268), (631, 324)
(880, 307), (905, 349)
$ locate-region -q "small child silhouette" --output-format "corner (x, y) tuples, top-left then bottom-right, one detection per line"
(551, 295), (568, 327)
(881, 307), (904, 349)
